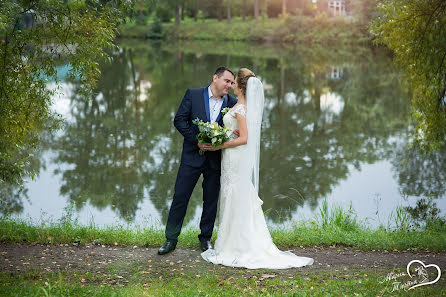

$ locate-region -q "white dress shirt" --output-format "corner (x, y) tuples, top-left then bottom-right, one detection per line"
(208, 86), (224, 123)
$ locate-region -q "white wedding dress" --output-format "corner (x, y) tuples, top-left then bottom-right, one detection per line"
(201, 102), (314, 269)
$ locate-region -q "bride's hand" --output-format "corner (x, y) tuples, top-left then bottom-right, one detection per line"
(204, 144), (224, 151)
(201, 144), (214, 151)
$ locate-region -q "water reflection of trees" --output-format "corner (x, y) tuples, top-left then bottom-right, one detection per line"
(392, 143), (446, 211)
(257, 48), (410, 222)
(22, 42), (420, 224)
(51, 49), (147, 221)
(0, 184), (28, 216)
(391, 143), (446, 225)
(0, 142), (46, 216)
(50, 46), (224, 223)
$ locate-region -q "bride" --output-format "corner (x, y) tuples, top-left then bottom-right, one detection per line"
(201, 68), (314, 269)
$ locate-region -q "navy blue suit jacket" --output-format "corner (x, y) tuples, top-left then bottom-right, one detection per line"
(174, 86), (238, 170)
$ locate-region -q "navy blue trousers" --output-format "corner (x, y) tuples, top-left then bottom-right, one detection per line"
(165, 160), (220, 242)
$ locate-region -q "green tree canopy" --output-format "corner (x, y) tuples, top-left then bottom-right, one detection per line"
(371, 0), (446, 151)
(0, 0), (127, 185)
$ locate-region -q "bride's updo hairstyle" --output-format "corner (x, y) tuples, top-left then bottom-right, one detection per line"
(236, 68), (256, 97)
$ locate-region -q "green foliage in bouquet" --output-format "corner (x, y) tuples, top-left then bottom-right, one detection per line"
(192, 118), (232, 155)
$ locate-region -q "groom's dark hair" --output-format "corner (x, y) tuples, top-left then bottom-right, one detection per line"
(214, 66), (234, 78)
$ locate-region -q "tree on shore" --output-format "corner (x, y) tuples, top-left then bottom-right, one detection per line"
(242, 0), (247, 20)
(371, 0), (446, 151)
(227, 0), (231, 24)
(174, 1), (180, 25)
(126, 0), (385, 25)
(193, 0), (198, 22)
(254, 0), (259, 19)
(0, 0), (126, 185)
(282, 0), (287, 15)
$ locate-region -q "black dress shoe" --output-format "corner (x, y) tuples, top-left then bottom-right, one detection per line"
(200, 240), (212, 252)
(158, 240), (177, 255)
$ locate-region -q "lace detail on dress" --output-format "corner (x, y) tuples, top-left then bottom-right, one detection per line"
(228, 104), (246, 117)
(220, 103), (246, 189)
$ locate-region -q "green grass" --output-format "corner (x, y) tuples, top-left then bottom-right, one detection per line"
(117, 16), (370, 45)
(1, 200), (445, 252)
(1, 201), (445, 295)
(272, 199), (446, 252)
(118, 23), (152, 39)
(0, 267), (444, 297)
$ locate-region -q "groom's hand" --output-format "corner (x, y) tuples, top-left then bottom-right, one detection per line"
(197, 142), (207, 151)
(201, 143), (215, 151)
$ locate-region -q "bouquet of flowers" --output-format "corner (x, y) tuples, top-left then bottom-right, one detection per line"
(192, 117), (232, 155)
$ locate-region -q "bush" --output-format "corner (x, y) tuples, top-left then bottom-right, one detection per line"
(155, 6), (172, 23)
(148, 18), (163, 39)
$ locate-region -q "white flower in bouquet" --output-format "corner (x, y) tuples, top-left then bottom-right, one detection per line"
(192, 118), (232, 155)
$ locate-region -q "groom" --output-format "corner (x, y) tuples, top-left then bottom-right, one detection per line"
(158, 67), (238, 255)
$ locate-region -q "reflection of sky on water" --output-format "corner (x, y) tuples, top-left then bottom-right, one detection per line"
(320, 92), (344, 114)
(288, 162), (420, 228)
(48, 82), (75, 123)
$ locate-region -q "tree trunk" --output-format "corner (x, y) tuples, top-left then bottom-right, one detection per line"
(217, 1), (222, 21)
(227, 0), (231, 24)
(194, 0), (198, 22)
(242, 0), (246, 21)
(313, 84), (321, 113)
(279, 60), (286, 160)
(280, 61), (285, 103)
(261, 0), (267, 17)
(282, 0), (287, 15)
(253, 56), (258, 73)
(181, 4), (184, 21)
(175, 5), (180, 25)
(254, 0), (259, 20)
(139, 0), (144, 25)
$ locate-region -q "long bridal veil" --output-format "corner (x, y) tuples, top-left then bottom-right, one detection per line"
(243, 77), (265, 193)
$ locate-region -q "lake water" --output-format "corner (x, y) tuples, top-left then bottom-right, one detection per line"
(4, 40), (446, 230)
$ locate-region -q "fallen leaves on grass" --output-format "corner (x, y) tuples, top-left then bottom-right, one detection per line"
(259, 274), (276, 281)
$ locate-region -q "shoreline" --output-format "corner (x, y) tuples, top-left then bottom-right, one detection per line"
(117, 17), (371, 45)
(1, 217), (445, 252)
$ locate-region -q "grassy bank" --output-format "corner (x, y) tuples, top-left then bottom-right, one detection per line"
(1, 267), (444, 297)
(118, 16), (370, 45)
(1, 201), (445, 296)
(116, 38), (381, 69)
(1, 201), (445, 252)
(1, 219), (445, 252)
